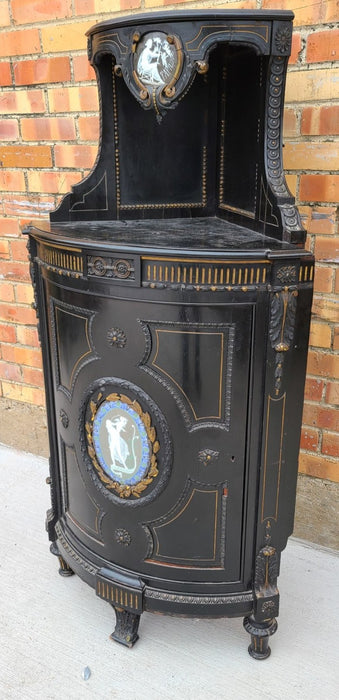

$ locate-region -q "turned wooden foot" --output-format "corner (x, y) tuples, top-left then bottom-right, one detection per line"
(243, 616), (278, 660)
(110, 606), (140, 648)
(50, 542), (74, 577)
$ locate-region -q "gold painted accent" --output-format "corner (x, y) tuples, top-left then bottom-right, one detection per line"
(152, 488), (219, 562)
(86, 391), (159, 499)
(219, 203), (256, 219)
(152, 329), (224, 421)
(112, 65), (121, 211)
(186, 25), (269, 51)
(261, 393), (286, 523)
(147, 265), (151, 281)
(310, 266), (314, 281)
(299, 266), (303, 282)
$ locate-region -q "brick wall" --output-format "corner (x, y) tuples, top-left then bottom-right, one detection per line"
(0, 0), (338, 480)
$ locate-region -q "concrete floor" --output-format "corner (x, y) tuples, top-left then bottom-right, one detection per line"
(0, 443), (338, 699)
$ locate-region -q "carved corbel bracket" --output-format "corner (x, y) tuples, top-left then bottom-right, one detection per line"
(254, 545), (280, 621)
(269, 283), (298, 395)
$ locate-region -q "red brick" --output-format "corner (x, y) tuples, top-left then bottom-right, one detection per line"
(309, 321), (332, 349)
(15, 284), (34, 304)
(299, 452), (338, 482)
(336, 269), (339, 294)
(72, 55), (96, 82)
(12, 0), (72, 24)
(0, 361), (22, 382)
(0, 240), (10, 259)
(0, 323), (16, 343)
(304, 377), (324, 402)
(0, 62), (12, 87)
(41, 20), (93, 53)
(10, 239), (29, 262)
(0, 89), (46, 114)
(284, 142), (339, 171)
(308, 207), (337, 236)
(3, 196), (54, 218)
(0, 302), (37, 325)
(322, 432), (339, 458)
(2, 381), (45, 406)
(302, 402), (339, 432)
(300, 426), (320, 452)
(0, 171), (26, 192)
(300, 175), (339, 204)
(0, 261), (30, 282)
(121, 0), (141, 9)
(301, 106), (339, 136)
(77, 115), (99, 141)
(54, 144), (97, 168)
(0, 283), (15, 302)
(314, 266), (334, 294)
(334, 328), (339, 352)
(314, 237), (339, 263)
(307, 29), (339, 63)
(289, 33), (302, 65)
(0, 145), (52, 168)
(283, 108), (298, 138)
(27, 171), (81, 194)
(21, 366), (44, 387)
(16, 325), (39, 347)
(21, 116), (76, 141)
(74, 0), (95, 13)
(48, 85), (98, 113)
(262, 0), (338, 27)
(0, 1), (11, 26)
(325, 381), (339, 406)
(0, 218), (20, 237)
(14, 57), (71, 87)
(312, 296), (338, 324)
(0, 29), (41, 58)
(307, 350), (339, 379)
(1, 343), (42, 368)
(0, 119), (19, 141)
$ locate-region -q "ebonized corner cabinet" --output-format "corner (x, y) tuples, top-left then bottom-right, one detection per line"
(26, 10), (313, 659)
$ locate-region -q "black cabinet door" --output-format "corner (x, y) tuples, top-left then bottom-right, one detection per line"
(47, 282), (254, 586)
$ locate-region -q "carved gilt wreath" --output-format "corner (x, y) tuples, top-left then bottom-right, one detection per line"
(85, 391), (159, 499)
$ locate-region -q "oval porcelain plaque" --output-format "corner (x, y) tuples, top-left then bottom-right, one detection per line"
(92, 399), (151, 486)
(134, 32), (178, 87)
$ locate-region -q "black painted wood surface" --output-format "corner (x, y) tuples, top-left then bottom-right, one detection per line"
(26, 9), (313, 657)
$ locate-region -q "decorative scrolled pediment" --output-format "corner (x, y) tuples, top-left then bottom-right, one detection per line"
(87, 17), (274, 119)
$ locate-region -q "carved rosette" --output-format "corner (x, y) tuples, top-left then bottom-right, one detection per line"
(85, 391), (159, 499)
(114, 528), (132, 546)
(107, 327), (127, 348)
(269, 286), (298, 395)
(274, 25), (292, 54)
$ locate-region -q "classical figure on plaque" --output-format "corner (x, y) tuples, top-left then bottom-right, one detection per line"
(136, 34), (176, 86)
(106, 416), (138, 477)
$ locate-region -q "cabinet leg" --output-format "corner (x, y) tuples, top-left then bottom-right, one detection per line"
(243, 616), (277, 660)
(50, 542), (74, 577)
(110, 606), (140, 648)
